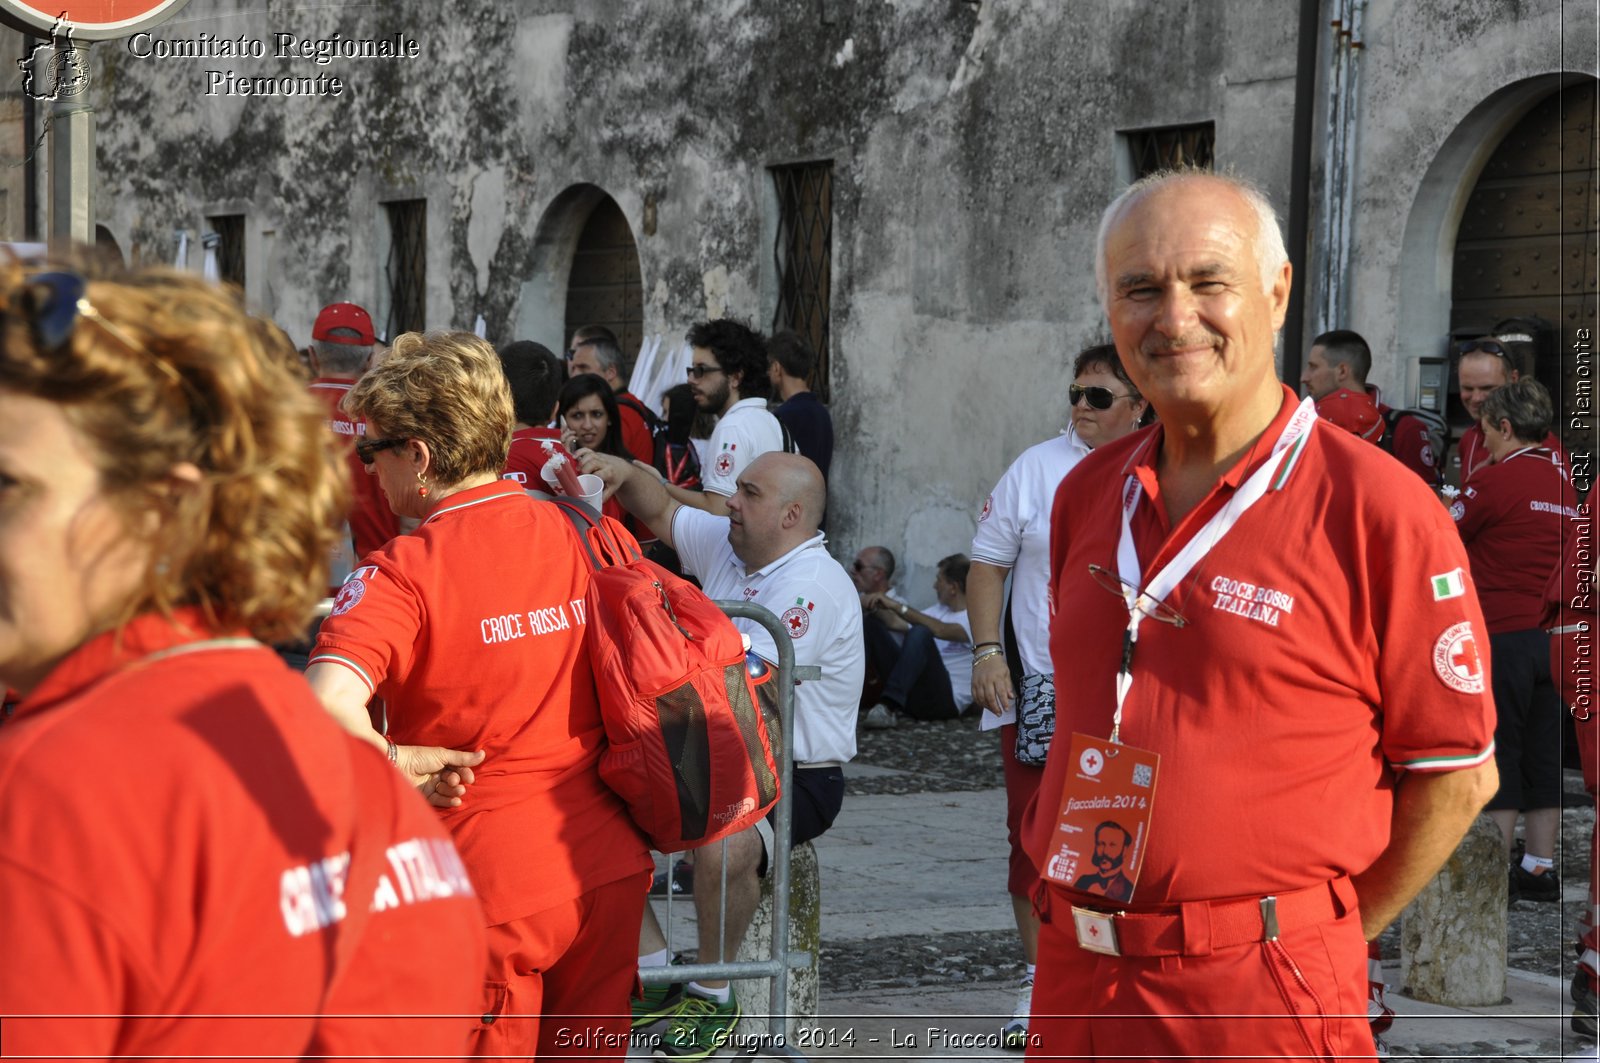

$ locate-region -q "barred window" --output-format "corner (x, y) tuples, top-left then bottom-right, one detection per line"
(207, 214), (245, 288)
(1125, 123), (1215, 178)
(383, 199), (426, 338)
(770, 161), (832, 401)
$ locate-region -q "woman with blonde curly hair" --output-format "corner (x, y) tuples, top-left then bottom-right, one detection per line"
(0, 262), (485, 1056)
(307, 330), (652, 1060)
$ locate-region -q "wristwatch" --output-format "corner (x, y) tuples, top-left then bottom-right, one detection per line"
(898, 602), (909, 617)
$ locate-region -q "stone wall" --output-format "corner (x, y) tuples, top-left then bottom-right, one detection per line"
(20, 0), (1584, 584)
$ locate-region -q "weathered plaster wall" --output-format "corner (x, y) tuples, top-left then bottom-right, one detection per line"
(1340, 0), (1595, 404)
(80, 0), (1579, 595)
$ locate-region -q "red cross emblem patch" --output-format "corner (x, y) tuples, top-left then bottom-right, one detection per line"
(780, 606), (810, 639)
(715, 452), (734, 475)
(330, 578), (366, 617)
(1432, 621), (1485, 694)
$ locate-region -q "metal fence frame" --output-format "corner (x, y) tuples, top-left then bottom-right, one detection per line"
(638, 600), (815, 1054)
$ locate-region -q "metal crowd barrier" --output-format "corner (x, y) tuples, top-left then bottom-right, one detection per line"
(638, 600), (819, 1057)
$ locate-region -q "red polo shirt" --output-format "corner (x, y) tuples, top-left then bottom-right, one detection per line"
(1459, 423), (1566, 483)
(1027, 386), (1496, 904)
(1452, 446), (1578, 633)
(616, 391), (656, 464)
(311, 480), (650, 923)
(0, 610), (484, 1057)
(310, 377), (402, 559)
(503, 425), (571, 488)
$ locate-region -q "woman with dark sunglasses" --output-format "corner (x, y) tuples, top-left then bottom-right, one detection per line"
(966, 342), (1151, 1049)
(306, 331), (651, 1060)
(0, 261), (484, 1056)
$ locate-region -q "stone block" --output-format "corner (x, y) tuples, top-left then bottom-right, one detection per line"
(732, 840), (821, 1040)
(1400, 813), (1507, 1006)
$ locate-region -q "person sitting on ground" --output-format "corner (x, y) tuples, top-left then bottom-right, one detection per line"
(0, 260), (484, 1057)
(859, 553), (975, 727)
(498, 339), (571, 488)
(306, 332), (651, 1060)
(579, 447), (862, 1060)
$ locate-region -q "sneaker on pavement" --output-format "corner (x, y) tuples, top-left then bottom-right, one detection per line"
(1575, 969), (1598, 1040)
(1510, 862), (1561, 903)
(656, 990), (741, 1061)
(1000, 977), (1033, 1051)
(632, 980), (685, 1029)
(863, 703), (896, 730)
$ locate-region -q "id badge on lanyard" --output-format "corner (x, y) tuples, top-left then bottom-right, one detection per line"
(1041, 397), (1318, 904)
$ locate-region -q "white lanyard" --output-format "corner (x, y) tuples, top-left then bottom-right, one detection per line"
(1107, 397), (1318, 742)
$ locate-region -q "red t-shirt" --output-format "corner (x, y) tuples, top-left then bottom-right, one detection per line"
(310, 480), (650, 923)
(1451, 446), (1578, 633)
(0, 610), (484, 1058)
(1027, 387), (1496, 904)
(310, 377), (402, 560)
(616, 392), (656, 465)
(1458, 423), (1567, 484)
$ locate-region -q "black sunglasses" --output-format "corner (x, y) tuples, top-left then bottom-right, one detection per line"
(355, 437), (407, 465)
(1457, 340), (1511, 360)
(1069, 384), (1129, 410)
(686, 364), (724, 380)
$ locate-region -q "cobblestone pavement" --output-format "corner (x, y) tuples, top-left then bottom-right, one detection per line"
(837, 718), (1599, 1059)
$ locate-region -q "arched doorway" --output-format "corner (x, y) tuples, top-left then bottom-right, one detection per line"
(564, 196), (643, 358)
(1450, 79), (1597, 448)
(517, 185), (644, 365)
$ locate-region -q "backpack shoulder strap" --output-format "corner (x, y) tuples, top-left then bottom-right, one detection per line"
(548, 497), (639, 569)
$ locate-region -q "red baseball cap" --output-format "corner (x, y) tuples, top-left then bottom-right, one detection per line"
(312, 302), (375, 346)
(1314, 388), (1385, 443)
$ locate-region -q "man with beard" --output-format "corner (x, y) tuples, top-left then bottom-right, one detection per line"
(664, 318), (789, 517)
(1072, 822), (1134, 903)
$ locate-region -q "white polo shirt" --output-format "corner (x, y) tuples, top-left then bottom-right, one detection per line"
(969, 427), (1090, 729)
(671, 507), (862, 766)
(702, 398), (787, 497)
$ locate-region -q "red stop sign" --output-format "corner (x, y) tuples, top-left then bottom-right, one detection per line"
(0, 0), (193, 41)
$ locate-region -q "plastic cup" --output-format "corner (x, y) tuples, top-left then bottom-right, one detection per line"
(575, 473), (604, 510)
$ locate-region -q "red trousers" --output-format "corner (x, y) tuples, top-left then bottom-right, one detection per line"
(1001, 723), (1045, 897)
(471, 873), (648, 1061)
(1026, 880), (1374, 1062)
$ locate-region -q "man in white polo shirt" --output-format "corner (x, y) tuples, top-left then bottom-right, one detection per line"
(666, 318), (791, 516)
(580, 448), (861, 1058)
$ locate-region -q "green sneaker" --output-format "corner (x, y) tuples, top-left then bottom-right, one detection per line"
(632, 980), (684, 1029)
(655, 990), (741, 1060)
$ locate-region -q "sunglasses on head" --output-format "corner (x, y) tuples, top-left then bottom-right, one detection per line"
(1457, 340), (1510, 360)
(19, 270), (190, 390)
(686, 364), (724, 380)
(1069, 384), (1128, 410)
(355, 437), (407, 465)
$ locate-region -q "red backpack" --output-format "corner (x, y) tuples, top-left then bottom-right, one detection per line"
(551, 500), (782, 852)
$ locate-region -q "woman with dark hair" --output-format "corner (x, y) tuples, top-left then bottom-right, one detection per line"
(560, 372), (640, 530)
(307, 332), (650, 1060)
(559, 371), (627, 458)
(0, 260), (484, 1057)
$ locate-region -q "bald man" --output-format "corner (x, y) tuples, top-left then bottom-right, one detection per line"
(579, 450), (863, 1055)
(1029, 171), (1496, 1060)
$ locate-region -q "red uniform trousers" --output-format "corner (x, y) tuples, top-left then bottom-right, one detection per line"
(1026, 878), (1375, 1063)
(473, 873), (649, 1060)
(1001, 722), (1044, 897)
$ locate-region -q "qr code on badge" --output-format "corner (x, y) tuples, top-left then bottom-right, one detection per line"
(1132, 763), (1153, 788)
